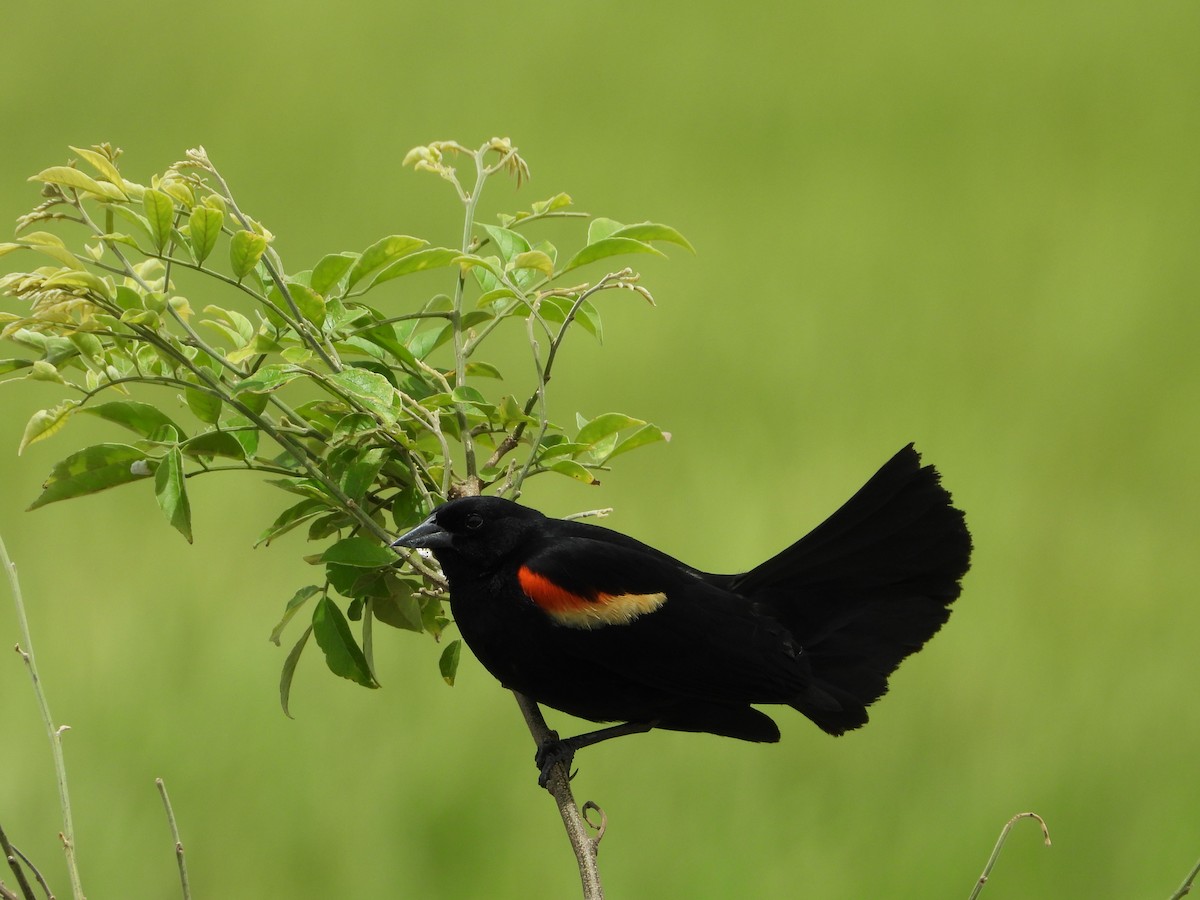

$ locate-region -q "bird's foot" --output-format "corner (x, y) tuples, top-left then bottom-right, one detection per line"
(534, 733), (577, 789)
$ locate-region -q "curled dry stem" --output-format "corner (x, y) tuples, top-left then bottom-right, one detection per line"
(969, 811), (1051, 900)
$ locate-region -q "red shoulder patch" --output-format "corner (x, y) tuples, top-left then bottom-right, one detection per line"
(517, 565), (667, 629)
(518, 566), (593, 613)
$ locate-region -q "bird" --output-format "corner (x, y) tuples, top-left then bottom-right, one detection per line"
(392, 444), (971, 784)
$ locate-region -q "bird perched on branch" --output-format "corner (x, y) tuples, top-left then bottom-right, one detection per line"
(392, 444), (971, 785)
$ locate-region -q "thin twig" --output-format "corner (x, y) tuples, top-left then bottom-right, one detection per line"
(1169, 855), (1200, 900)
(563, 508), (613, 522)
(1, 535), (84, 900)
(155, 779), (191, 900)
(0, 822), (36, 900)
(512, 692), (605, 899)
(450, 151), (490, 485)
(483, 269), (643, 481)
(580, 801), (607, 851)
(8, 847), (52, 900)
(968, 811), (1051, 900)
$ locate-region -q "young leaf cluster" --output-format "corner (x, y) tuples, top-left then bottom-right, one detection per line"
(0, 139), (690, 704)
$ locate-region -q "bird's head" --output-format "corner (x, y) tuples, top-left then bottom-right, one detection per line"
(391, 495), (545, 574)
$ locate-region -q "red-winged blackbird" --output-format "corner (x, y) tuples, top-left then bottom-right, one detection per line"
(393, 444), (971, 783)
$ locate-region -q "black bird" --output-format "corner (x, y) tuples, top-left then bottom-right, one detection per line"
(392, 444), (971, 783)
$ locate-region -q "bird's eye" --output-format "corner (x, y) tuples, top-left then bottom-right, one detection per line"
(464, 512), (484, 531)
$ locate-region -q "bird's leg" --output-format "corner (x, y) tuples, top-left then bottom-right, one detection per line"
(535, 720), (657, 787)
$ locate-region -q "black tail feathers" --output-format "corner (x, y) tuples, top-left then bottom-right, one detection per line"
(733, 444), (972, 735)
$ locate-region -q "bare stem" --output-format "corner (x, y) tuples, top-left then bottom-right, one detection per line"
(0, 822), (36, 900)
(7, 846), (52, 900)
(155, 779), (191, 900)
(1169, 856), (1200, 900)
(512, 692), (605, 899)
(450, 148), (491, 486)
(1, 535), (85, 900)
(968, 811), (1051, 900)
(483, 269), (643, 481)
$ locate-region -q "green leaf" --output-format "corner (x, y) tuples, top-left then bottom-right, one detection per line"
(439, 639), (463, 686)
(181, 430), (246, 460)
(32, 165), (126, 202)
(109, 207), (156, 251)
(465, 254), (503, 293)
(502, 192), (576, 225)
(234, 364), (306, 395)
(576, 412), (646, 448)
(362, 597), (377, 680)
(80, 401), (186, 440)
(312, 596), (378, 688)
(142, 189), (175, 252)
(342, 447), (387, 500)
(475, 287), (518, 309)
(19, 400), (80, 454)
(158, 180), (195, 208)
(358, 324), (419, 369)
(347, 235), (427, 289)
(229, 229), (268, 279)
(226, 413), (261, 458)
(451, 385), (494, 411)
(0, 359), (35, 375)
(465, 361), (503, 379)
(320, 536), (397, 568)
(15, 232), (82, 269)
(547, 459), (599, 484)
(481, 225), (530, 263)
(202, 304), (255, 349)
(311, 252), (359, 295)
(538, 440), (587, 461)
(187, 206), (223, 264)
(607, 423), (670, 461)
(371, 248), (461, 288)
(325, 563), (387, 600)
(612, 222), (695, 253)
(407, 323), (452, 360)
(542, 192), (574, 212)
(420, 595), (448, 639)
(270, 586), (321, 645)
(185, 387), (222, 424)
(587, 217), (623, 245)
(510, 250), (555, 278)
(28, 443), (150, 510)
(280, 625), (313, 718)
(372, 581), (425, 632)
(42, 270), (116, 301)
(69, 145), (125, 189)
(257, 499), (329, 547)
(154, 446), (193, 543)
(25, 360), (66, 385)
(326, 368), (397, 423)
(68, 332), (104, 363)
(281, 282), (326, 328)
(498, 395), (536, 428)
(561, 237), (665, 274)
(574, 299), (604, 342)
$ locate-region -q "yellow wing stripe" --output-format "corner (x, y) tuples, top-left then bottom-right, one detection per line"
(518, 566), (667, 630)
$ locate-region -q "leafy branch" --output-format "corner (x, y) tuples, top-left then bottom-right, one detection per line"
(1, 138), (691, 897)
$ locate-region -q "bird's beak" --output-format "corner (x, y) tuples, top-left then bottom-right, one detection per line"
(391, 515), (453, 551)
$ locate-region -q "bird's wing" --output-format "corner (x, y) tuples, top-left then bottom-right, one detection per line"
(518, 535), (810, 704)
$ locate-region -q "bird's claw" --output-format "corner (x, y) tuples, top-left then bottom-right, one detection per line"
(535, 735), (577, 788)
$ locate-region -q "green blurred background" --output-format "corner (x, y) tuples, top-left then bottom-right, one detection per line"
(3, 1), (1198, 897)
